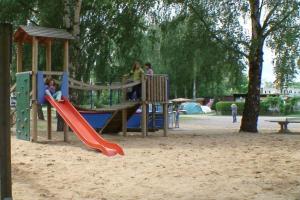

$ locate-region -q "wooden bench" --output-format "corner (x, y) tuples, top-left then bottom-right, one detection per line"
(268, 118), (300, 133)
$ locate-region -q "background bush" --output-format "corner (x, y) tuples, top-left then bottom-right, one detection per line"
(215, 101), (244, 115)
(215, 96), (300, 116)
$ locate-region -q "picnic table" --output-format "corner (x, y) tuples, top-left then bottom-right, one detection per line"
(268, 117), (300, 133)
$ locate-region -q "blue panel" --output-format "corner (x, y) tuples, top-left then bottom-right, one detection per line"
(37, 71), (46, 104)
(61, 72), (69, 98)
(127, 113), (165, 129)
(81, 112), (166, 130)
(80, 113), (112, 128)
(154, 113), (164, 128)
(127, 113), (141, 128)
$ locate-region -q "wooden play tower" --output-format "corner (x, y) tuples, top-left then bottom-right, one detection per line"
(14, 25), (74, 142)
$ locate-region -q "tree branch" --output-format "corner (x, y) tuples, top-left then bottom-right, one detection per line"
(263, 7), (297, 38)
(258, 0), (265, 17)
(261, 2), (280, 32)
(188, 4), (248, 58)
(29, 19), (38, 26)
(18, 0), (39, 14)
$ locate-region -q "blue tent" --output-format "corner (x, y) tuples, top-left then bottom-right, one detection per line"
(179, 102), (203, 114)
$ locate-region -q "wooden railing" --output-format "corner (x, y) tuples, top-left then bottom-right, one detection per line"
(142, 74), (168, 103)
(34, 71), (168, 104)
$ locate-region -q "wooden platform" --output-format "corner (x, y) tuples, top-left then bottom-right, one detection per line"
(101, 102), (140, 134)
(77, 101), (140, 113)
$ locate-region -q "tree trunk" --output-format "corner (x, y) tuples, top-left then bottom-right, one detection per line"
(240, 0), (264, 132)
(56, 112), (64, 131)
(37, 104), (45, 120)
(63, 0), (72, 31)
(71, 0), (82, 79)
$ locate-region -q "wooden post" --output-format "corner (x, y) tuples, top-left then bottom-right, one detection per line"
(47, 105), (52, 139)
(163, 103), (168, 137)
(163, 76), (168, 136)
(147, 76), (150, 102)
(31, 37), (38, 142)
(155, 76), (158, 102)
(122, 109), (127, 136)
(17, 42), (23, 72)
(63, 40), (69, 142)
(0, 23), (13, 200)
(46, 40), (52, 140)
(152, 104), (156, 130)
(141, 75), (147, 137)
(162, 76), (165, 102)
(146, 104), (149, 136)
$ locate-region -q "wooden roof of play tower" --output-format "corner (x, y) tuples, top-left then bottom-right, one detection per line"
(14, 25), (74, 44)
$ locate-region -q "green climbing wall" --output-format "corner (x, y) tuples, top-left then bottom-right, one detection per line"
(16, 72), (31, 141)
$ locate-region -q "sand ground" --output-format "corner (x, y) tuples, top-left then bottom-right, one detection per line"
(11, 115), (300, 200)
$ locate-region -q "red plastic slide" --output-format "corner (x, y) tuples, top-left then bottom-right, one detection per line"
(45, 96), (124, 157)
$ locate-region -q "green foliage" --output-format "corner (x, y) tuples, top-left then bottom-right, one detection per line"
(93, 90), (121, 108)
(259, 96), (299, 115)
(259, 101), (269, 115)
(261, 96), (283, 114)
(216, 97), (300, 116)
(3, 0), (300, 118)
(283, 103), (292, 115)
(215, 101), (244, 115)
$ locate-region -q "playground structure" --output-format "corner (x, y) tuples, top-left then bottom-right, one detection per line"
(13, 25), (169, 155)
(69, 74), (169, 136)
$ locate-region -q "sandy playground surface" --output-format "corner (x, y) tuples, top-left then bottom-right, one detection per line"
(10, 115), (300, 200)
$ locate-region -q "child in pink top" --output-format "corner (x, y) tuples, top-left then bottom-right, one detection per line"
(145, 62), (153, 76)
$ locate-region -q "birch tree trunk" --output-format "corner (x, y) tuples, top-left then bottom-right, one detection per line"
(63, 0), (71, 31)
(72, 0), (82, 79)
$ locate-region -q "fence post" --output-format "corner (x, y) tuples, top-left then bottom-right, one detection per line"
(141, 74), (147, 137)
(63, 40), (69, 142)
(0, 23), (13, 200)
(31, 37), (38, 142)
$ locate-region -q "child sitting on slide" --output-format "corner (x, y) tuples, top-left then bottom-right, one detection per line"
(45, 78), (63, 102)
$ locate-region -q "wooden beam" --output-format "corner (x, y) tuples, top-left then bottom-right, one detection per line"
(155, 77), (158, 102)
(141, 75), (147, 137)
(151, 77), (154, 102)
(165, 76), (168, 102)
(31, 37), (38, 142)
(141, 103), (147, 138)
(146, 104), (149, 136)
(17, 42), (23, 72)
(46, 40), (52, 139)
(141, 74), (146, 102)
(163, 103), (168, 137)
(122, 109), (127, 137)
(0, 23), (13, 200)
(63, 40), (69, 72)
(47, 105), (52, 140)
(162, 76), (165, 102)
(63, 40), (69, 142)
(41, 71), (64, 76)
(147, 76), (150, 102)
